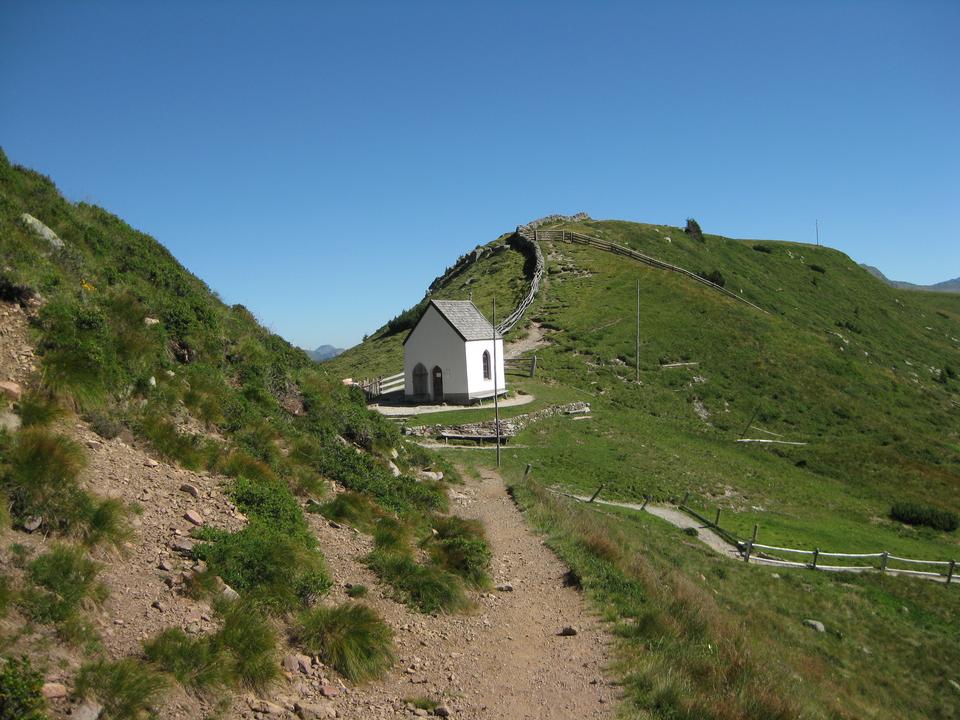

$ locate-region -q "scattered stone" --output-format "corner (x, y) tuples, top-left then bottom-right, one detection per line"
(949, 679), (960, 693)
(148, 376), (157, 387)
(144, 458), (160, 468)
(73, 700), (104, 720)
(0, 380), (22, 401)
(295, 654), (312, 675)
(0, 411), (21, 432)
(495, 583), (514, 592)
(23, 516), (43, 532)
(319, 684), (340, 698)
(558, 626), (578, 636)
(248, 698), (285, 715)
(151, 600), (164, 611)
(86, 440), (103, 450)
(295, 702), (336, 720)
(158, 558), (173, 571)
(20, 213), (64, 249)
(328, 520), (342, 529)
(170, 538), (195, 554)
(803, 619), (826, 633)
(179, 482), (199, 498)
(183, 509), (203, 526)
(283, 654), (300, 673)
(387, 461), (402, 477)
(41, 682), (68, 699)
(418, 470), (443, 482)
(414, 710), (429, 718)
(434, 705), (451, 717)
(144, 317), (160, 326)
(220, 584), (240, 601)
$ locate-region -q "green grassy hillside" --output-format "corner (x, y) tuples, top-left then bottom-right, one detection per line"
(337, 217), (960, 719)
(0, 150), (478, 716)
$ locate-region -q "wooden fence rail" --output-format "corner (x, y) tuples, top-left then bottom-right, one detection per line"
(497, 229), (545, 334)
(536, 228), (767, 314)
(679, 502), (956, 584)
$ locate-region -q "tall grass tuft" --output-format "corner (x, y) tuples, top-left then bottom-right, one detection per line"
(144, 600), (277, 691)
(319, 491), (380, 531)
(3, 427), (86, 527)
(294, 603), (394, 682)
(21, 544), (106, 625)
(366, 549), (467, 614)
(16, 391), (62, 428)
(74, 658), (167, 720)
(424, 516), (492, 588)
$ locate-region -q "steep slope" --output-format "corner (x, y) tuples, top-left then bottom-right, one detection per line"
(337, 217), (960, 719)
(3, 151), (573, 719)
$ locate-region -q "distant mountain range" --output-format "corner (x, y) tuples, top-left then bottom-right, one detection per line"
(860, 265), (960, 294)
(306, 344), (345, 362)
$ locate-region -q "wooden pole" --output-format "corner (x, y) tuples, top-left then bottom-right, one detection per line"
(739, 406), (760, 440)
(745, 524), (758, 563)
(493, 297), (501, 468)
(641, 495), (650, 510)
(588, 484), (604, 503)
(880, 551), (889, 573)
(681, 491), (689, 507)
(636, 278), (641, 384)
(714, 508), (722, 527)
(524, 463), (532, 477)
(812, 548), (820, 569)
(948, 559), (955, 586)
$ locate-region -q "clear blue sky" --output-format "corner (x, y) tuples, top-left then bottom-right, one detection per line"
(1, 1), (957, 349)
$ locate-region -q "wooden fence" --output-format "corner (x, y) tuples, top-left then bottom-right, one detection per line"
(680, 497), (957, 584)
(535, 228), (767, 314)
(357, 371), (404, 399)
(496, 229), (545, 334)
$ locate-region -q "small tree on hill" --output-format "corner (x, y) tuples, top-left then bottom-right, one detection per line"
(684, 218), (705, 243)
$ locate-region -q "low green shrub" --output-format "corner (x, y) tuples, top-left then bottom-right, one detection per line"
(424, 516), (491, 588)
(294, 603), (394, 682)
(809, 264), (827, 274)
(752, 244), (772, 254)
(683, 526), (699, 537)
(345, 584), (368, 598)
(21, 544), (106, 624)
(697, 269), (726, 288)
(74, 658), (167, 720)
(83, 409), (124, 439)
(0, 655), (47, 720)
(0, 275), (36, 306)
(366, 549), (466, 614)
(137, 414), (212, 470)
(890, 502), (958, 532)
(0, 575), (11, 618)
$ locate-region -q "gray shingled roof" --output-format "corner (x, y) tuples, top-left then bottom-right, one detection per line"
(430, 300), (502, 341)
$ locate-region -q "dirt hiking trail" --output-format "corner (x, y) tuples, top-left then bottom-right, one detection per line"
(313, 467), (615, 719)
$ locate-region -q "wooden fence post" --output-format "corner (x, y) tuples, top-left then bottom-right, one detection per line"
(812, 548), (820, 569)
(745, 524), (758, 563)
(588, 484), (604, 503)
(641, 495), (649, 510)
(524, 463), (532, 477)
(681, 491), (689, 507)
(530, 354), (538, 377)
(948, 560), (955, 586)
(880, 551), (889, 573)
(714, 508), (722, 527)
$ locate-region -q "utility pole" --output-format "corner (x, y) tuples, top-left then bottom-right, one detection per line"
(492, 297), (502, 467)
(636, 278), (640, 383)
